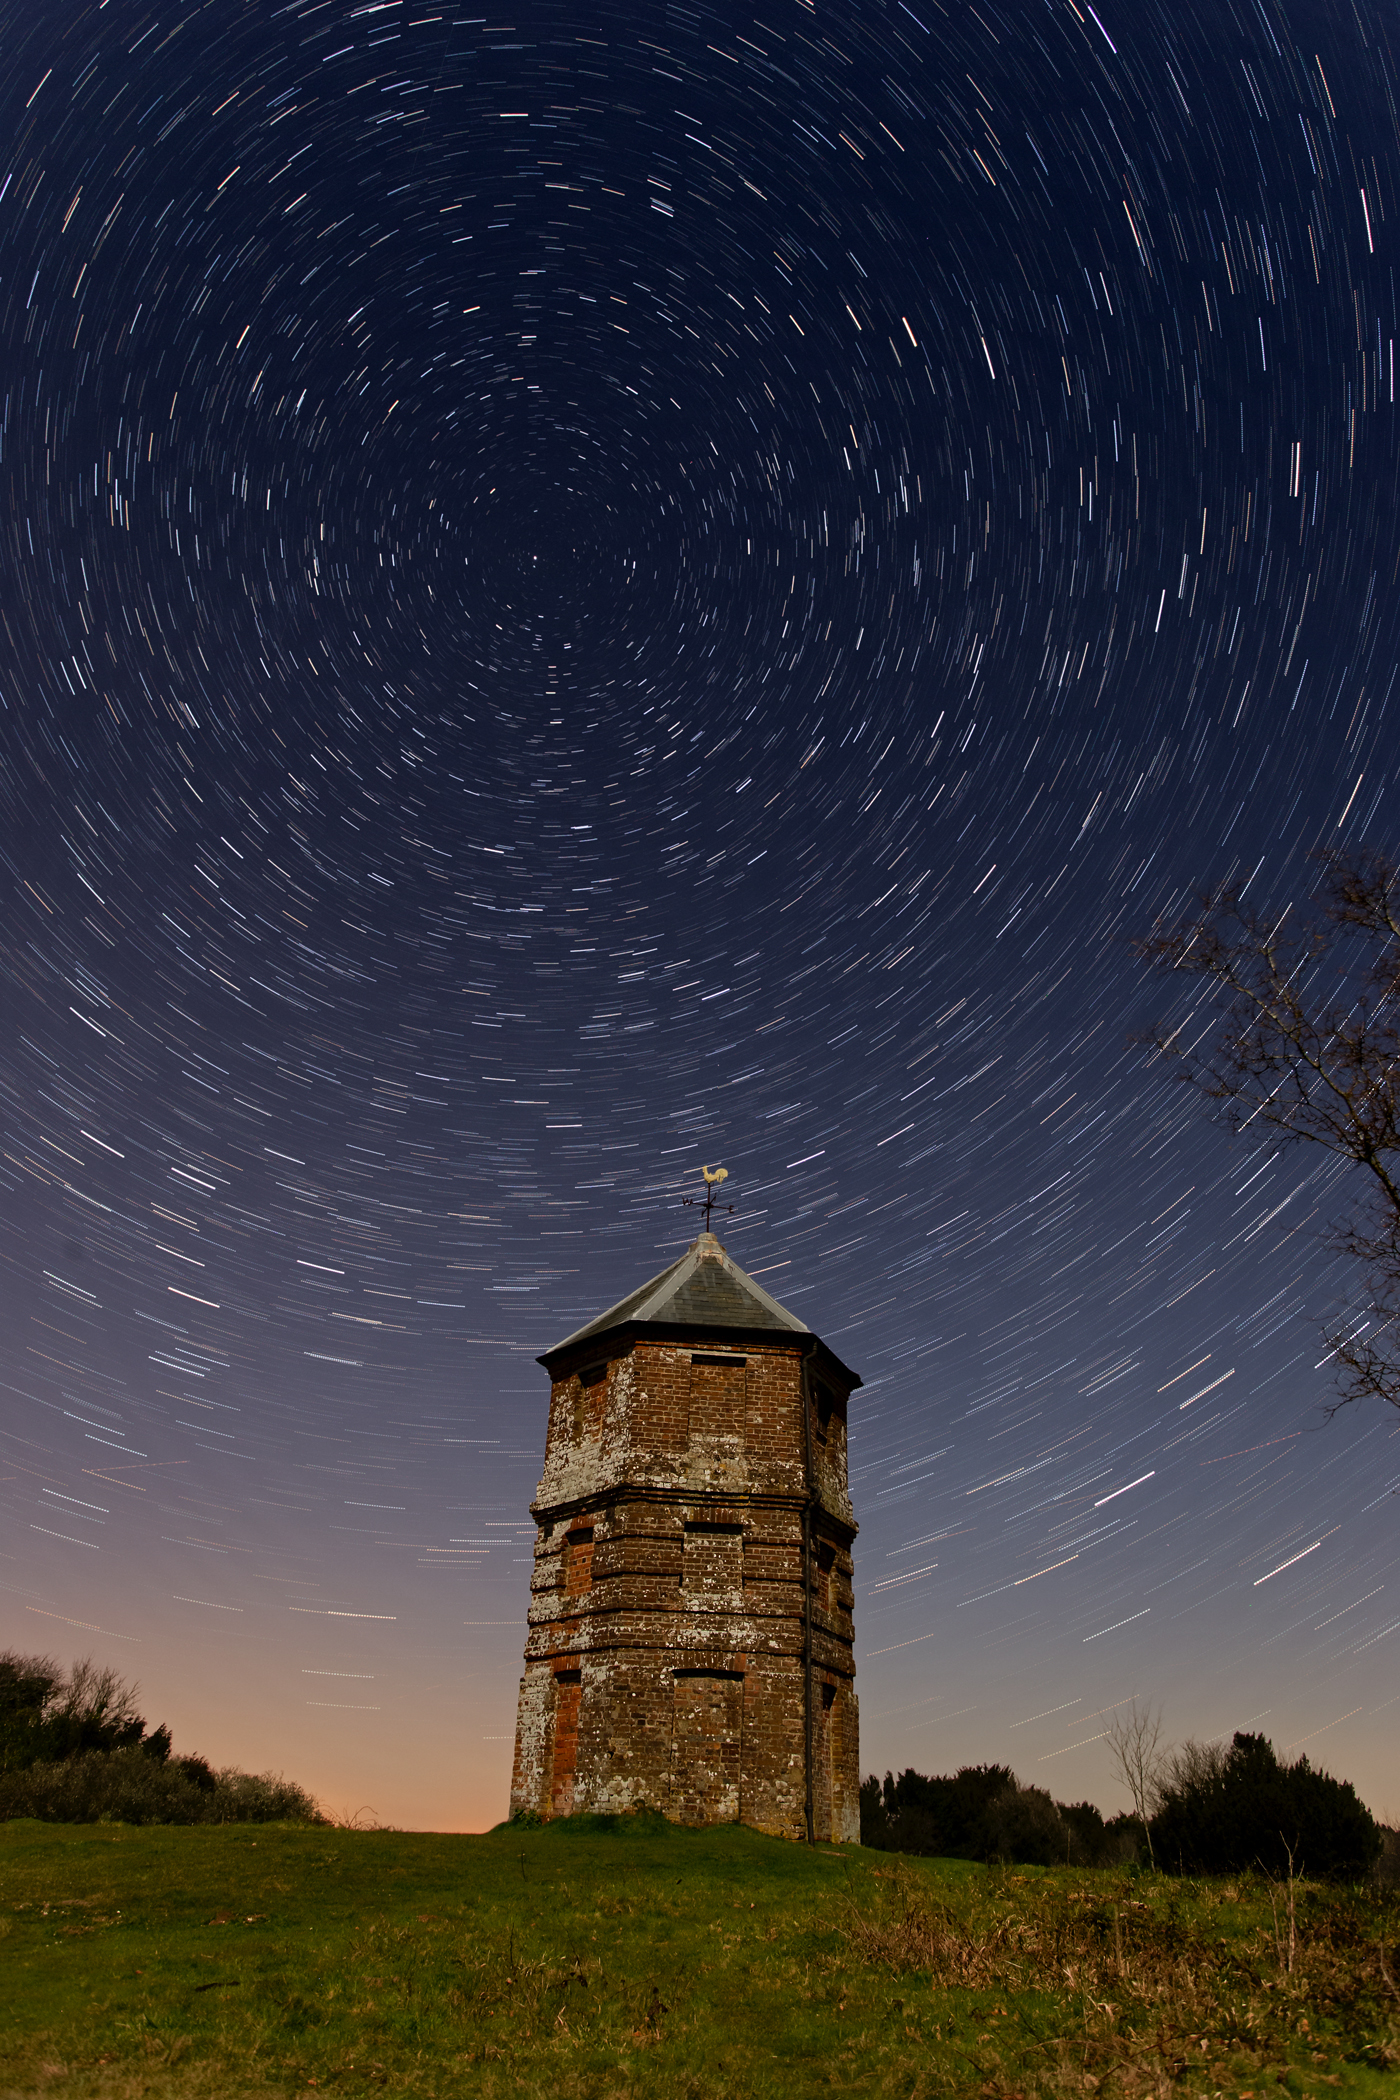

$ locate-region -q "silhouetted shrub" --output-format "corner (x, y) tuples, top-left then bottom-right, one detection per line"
(984, 1781), (1065, 1865)
(860, 1768), (1149, 1866)
(1150, 1731), (1380, 1881)
(1, 1651), (166, 1770)
(0, 1744), (324, 1825)
(861, 1764), (1016, 1858)
(0, 1650), (322, 1825)
(1050, 1800), (1147, 1868)
(2, 1653), (117, 1768)
(1057, 1799), (1106, 1865)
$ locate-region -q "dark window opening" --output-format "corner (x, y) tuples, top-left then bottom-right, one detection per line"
(684, 1520), (744, 1536)
(554, 1668), (582, 1687)
(821, 1681), (837, 1710)
(691, 1352), (746, 1367)
(565, 1525), (595, 1546)
(672, 1667), (745, 1682)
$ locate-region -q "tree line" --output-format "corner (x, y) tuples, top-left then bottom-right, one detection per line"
(0, 1651), (322, 1825)
(861, 1712), (1383, 1881)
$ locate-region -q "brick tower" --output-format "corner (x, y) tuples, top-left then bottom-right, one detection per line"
(509, 1230), (861, 1841)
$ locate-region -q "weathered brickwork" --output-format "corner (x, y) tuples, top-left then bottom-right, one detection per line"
(510, 1234), (861, 1842)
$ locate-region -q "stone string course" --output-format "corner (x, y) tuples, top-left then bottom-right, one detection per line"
(510, 1272), (860, 1842)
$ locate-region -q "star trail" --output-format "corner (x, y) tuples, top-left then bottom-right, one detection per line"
(1, 0), (1397, 1827)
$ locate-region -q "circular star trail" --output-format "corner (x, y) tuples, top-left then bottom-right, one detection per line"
(1, 0), (1397, 1825)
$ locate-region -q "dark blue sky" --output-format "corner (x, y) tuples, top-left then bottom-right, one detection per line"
(1, 0), (1396, 1826)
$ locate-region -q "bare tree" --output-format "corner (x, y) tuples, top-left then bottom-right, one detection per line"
(1136, 847), (1400, 1419)
(55, 1658), (144, 1731)
(1159, 1736), (1227, 1797)
(1104, 1698), (1166, 1867)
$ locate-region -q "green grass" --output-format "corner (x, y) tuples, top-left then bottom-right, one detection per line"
(0, 1816), (1395, 2100)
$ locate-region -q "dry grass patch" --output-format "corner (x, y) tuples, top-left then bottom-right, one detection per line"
(842, 1863), (1400, 2097)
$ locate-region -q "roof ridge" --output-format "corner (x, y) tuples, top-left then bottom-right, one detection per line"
(541, 1234), (810, 1356)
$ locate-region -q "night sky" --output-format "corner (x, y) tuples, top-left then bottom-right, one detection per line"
(2, 0), (1397, 1832)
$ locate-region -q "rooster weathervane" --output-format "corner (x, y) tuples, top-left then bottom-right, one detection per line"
(683, 1163), (733, 1232)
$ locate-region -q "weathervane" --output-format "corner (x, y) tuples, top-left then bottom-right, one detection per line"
(682, 1163), (733, 1233)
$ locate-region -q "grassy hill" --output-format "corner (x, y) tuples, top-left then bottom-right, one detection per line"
(0, 1814), (1394, 2099)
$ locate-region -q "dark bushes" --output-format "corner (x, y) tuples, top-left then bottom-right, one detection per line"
(0, 1651), (159, 1770)
(1374, 1823), (1400, 1886)
(862, 1733), (1380, 1879)
(860, 1763), (1014, 1859)
(859, 1765), (1139, 1866)
(0, 1650), (322, 1826)
(0, 1745), (322, 1825)
(1149, 1731), (1381, 1881)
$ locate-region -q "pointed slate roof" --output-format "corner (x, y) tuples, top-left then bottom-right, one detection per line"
(539, 1233), (860, 1387)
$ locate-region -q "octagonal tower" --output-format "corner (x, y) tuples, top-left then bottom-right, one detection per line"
(509, 1231), (861, 1842)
